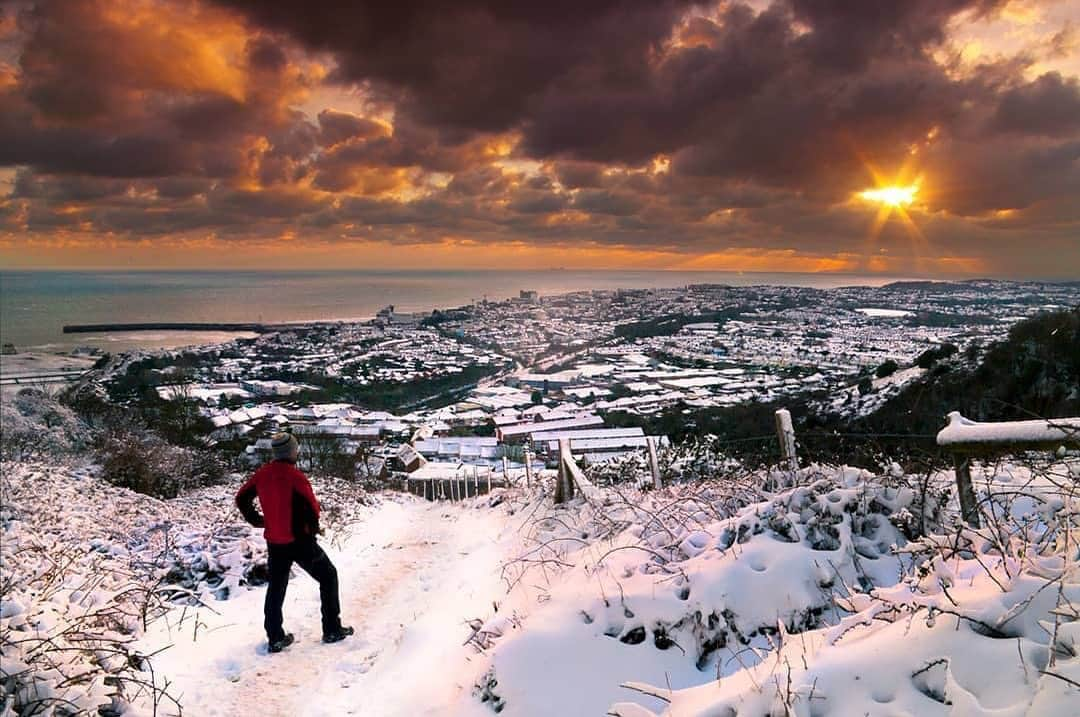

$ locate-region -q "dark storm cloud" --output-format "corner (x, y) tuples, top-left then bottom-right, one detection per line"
(445, 167), (513, 198)
(206, 185), (329, 219)
(0, 0), (315, 180)
(11, 170), (129, 201)
(215, 0), (696, 135)
(0, 109), (202, 177)
(925, 137), (1080, 216)
(991, 72), (1080, 137)
(246, 35), (287, 72)
(506, 188), (567, 215)
(317, 109), (389, 146)
(553, 162), (605, 189)
(573, 190), (643, 216)
(153, 177), (213, 199)
(2, 0), (1079, 276)
(786, 0), (1003, 70)
(217, 0), (1064, 214)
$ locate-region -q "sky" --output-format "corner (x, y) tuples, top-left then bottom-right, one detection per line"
(1, 0), (1078, 277)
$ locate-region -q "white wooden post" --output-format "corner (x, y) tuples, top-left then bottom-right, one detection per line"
(524, 448), (533, 487)
(646, 436), (662, 489)
(774, 408), (798, 473)
(487, 467), (492, 493)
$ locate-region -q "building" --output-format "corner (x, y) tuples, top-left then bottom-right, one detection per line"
(495, 414), (604, 443)
(549, 434), (669, 464)
(414, 436), (499, 464)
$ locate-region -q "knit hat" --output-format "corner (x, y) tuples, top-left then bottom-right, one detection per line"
(271, 432), (299, 461)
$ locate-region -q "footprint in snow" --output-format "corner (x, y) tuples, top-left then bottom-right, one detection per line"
(335, 650), (379, 675)
(214, 657), (244, 683)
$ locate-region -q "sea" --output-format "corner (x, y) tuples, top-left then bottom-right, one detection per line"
(1, 270), (908, 353)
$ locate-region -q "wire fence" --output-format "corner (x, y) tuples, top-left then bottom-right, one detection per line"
(640, 426), (958, 480)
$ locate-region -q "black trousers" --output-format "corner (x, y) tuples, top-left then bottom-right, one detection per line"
(264, 538), (342, 641)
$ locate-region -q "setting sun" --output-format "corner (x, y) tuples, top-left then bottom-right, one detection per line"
(858, 184), (918, 206)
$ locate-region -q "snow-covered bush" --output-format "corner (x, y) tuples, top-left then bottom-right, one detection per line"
(1, 461), (313, 714)
(584, 437), (752, 488)
(0, 388), (89, 460)
(1, 464), (187, 715)
(98, 425), (224, 499)
(477, 457), (1080, 716)
(613, 461), (1080, 716)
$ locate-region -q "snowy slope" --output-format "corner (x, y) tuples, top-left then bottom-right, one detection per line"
(465, 462), (1080, 717)
(140, 497), (523, 717)
(4, 453), (1077, 716)
(818, 365), (927, 419)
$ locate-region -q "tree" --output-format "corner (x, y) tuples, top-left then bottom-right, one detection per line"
(875, 360), (899, 379)
(157, 369), (207, 446)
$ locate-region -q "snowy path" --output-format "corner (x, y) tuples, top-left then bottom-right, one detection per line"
(144, 498), (514, 717)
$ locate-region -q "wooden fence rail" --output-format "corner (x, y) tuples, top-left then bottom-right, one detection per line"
(936, 411), (1080, 527)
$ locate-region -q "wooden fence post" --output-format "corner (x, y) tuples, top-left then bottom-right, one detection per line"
(524, 448), (533, 488)
(774, 408), (798, 473)
(953, 455), (980, 527)
(554, 438), (575, 504)
(646, 436), (662, 490)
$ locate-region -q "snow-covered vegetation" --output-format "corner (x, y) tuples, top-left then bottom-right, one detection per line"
(2, 384), (1078, 716)
(471, 459), (1080, 715)
(1, 389), (89, 460)
(0, 456), (370, 716)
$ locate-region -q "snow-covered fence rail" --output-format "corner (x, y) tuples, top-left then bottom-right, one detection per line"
(936, 411), (1080, 527)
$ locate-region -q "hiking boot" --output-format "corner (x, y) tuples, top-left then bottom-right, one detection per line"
(323, 626), (354, 644)
(268, 633), (295, 653)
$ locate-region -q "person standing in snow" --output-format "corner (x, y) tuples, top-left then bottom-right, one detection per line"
(236, 432), (354, 653)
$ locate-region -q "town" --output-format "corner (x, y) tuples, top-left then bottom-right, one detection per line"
(96, 279), (1079, 490)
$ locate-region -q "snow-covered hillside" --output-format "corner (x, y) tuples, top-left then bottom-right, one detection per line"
(478, 462), (1079, 716)
(3, 453), (1078, 716)
(0, 460), (371, 715)
(818, 365), (928, 419)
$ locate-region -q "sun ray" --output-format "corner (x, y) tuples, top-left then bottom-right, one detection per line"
(855, 162), (929, 271)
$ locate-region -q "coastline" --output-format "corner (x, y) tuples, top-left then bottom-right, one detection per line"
(4, 270), (1067, 354)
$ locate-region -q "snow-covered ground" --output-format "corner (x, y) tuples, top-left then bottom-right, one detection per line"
(141, 497), (522, 717)
(853, 308), (914, 318)
(820, 365), (927, 418)
(4, 452), (1078, 716)
(0, 352), (98, 399)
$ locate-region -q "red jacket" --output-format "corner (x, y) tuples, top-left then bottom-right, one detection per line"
(235, 460), (321, 544)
